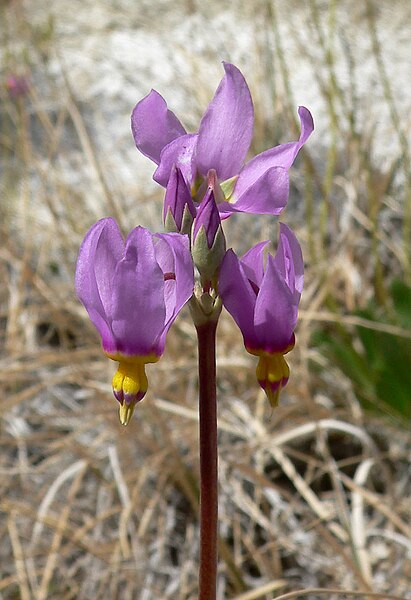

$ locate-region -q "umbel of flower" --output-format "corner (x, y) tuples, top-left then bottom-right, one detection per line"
(219, 224), (303, 407)
(131, 62), (313, 216)
(75, 218), (194, 425)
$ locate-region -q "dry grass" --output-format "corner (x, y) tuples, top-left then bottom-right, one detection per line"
(1, 0), (410, 599)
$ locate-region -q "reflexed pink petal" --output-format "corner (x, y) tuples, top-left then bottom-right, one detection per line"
(92, 220), (125, 318)
(131, 90), (186, 164)
(155, 231), (193, 309)
(254, 255), (297, 353)
(196, 63), (254, 180)
(274, 223), (304, 297)
(75, 218), (123, 351)
(219, 249), (258, 349)
(154, 236), (177, 335)
(221, 167), (289, 216)
(240, 240), (270, 287)
(154, 133), (197, 186)
(155, 232), (194, 352)
(232, 107), (313, 200)
(111, 227), (166, 355)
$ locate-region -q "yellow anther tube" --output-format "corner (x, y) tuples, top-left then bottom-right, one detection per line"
(105, 353), (159, 425)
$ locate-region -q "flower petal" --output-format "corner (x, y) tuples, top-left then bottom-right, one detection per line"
(219, 166), (289, 216)
(155, 232), (194, 352)
(131, 90), (186, 165)
(111, 227), (166, 356)
(219, 249), (258, 349)
(254, 255), (297, 353)
(75, 218), (124, 351)
(240, 240), (270, 287)
(274, 223), (304, 298)
(154, 133), (198, 187)
(232, 106), (313, 200)
(196, 62), (254, 180)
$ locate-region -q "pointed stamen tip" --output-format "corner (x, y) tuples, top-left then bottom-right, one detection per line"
(258, 378), (281, 408)
(256, 353), (291, 408)
(119, 402), (136, 426)
(111, 358), (150, 425)
(267, 389), (281, 409)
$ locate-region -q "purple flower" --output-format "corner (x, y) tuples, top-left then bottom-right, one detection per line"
(6, 74), (30, 98)
(219, 223), (304, 406)
(75, 218), (194, 424)
(131, 62), (313, 216)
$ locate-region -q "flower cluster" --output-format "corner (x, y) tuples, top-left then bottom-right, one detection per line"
(76, 63), (313, 424)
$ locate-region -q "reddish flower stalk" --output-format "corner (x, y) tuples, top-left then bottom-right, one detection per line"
(196, 319), (218, 600)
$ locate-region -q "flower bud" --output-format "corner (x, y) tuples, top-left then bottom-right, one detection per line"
(163, 165), (196, 234)
(192, 187), (226, 284)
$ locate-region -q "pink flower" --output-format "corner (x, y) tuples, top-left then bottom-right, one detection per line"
(219, 223), (303, 406)
(75, 218), (194, 424)
(6, 74), (29, 98)
(132, 62), (313, 216)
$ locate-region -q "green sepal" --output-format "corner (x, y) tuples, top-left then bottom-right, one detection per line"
(164, 205), (194, 236)
(191, 224), (226, 282)
(189, 288), (222, 326)
(164, 207), (179, 233)
(220, 175), (238, 202)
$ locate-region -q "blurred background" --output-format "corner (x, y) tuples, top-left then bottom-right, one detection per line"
(1, 0), (410, 598)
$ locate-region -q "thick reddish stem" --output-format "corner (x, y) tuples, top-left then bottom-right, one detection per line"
(196, 320), (218, 600)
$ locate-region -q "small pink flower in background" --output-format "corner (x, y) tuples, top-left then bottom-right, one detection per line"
(75, 218), (194, 424)
(219, 223), (304, 406)
(131, 62), (313, 216)
(6, 74), (30, 98)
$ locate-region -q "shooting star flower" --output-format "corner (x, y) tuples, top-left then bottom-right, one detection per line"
(219, 223), (303, 406)
(132, 62), (313, 216)
(75, 218), (194, 424)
